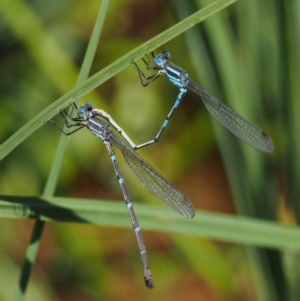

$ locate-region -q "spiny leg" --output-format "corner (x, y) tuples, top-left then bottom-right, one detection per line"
(49, 119), (84, 135)
(142, 52), (160, 71)
(131, 59), (161, 87)
(49, 103), (84, 135)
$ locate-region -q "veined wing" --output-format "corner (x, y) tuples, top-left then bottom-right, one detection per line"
(111, 134), (195, 218)
(188, 80), (274, 154)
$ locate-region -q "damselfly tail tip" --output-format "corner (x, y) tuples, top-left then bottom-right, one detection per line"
(145, 277), (154, 289)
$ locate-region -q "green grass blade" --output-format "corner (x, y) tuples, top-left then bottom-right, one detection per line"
(76, 0), (111, 84)
(13, 221), (45, 301)
(0, 195), (299, 251)
(0, 0), (237, 161)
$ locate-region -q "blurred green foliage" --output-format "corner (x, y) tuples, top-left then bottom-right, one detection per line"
(0, 0), (299, 300)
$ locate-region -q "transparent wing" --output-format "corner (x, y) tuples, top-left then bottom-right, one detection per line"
(111, 134), (195, 218)
(188, 80), (274, 153)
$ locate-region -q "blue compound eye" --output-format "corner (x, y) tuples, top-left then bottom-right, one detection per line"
(77, 107), (86, 117)
(86, 102), (93, 111)
(155, 56), (164, 66)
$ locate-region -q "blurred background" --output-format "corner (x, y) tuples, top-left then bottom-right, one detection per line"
(0, 0), (299, 300)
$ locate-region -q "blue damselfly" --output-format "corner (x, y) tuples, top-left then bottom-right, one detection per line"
(132, 51), (274, 153)
(52, 102), (195, 289)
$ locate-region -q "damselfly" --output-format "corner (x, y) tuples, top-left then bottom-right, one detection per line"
(132, 51), (274, 153)
(52, 102), (195, 289)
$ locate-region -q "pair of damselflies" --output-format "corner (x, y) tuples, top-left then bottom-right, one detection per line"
(54, 51), (273, 288)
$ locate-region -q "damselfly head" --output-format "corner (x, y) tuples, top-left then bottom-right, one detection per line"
(77, 102), (94, 118)
(154, 51), (170, 67)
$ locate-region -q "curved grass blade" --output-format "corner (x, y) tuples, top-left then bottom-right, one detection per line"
(0, 195), (300, 251)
